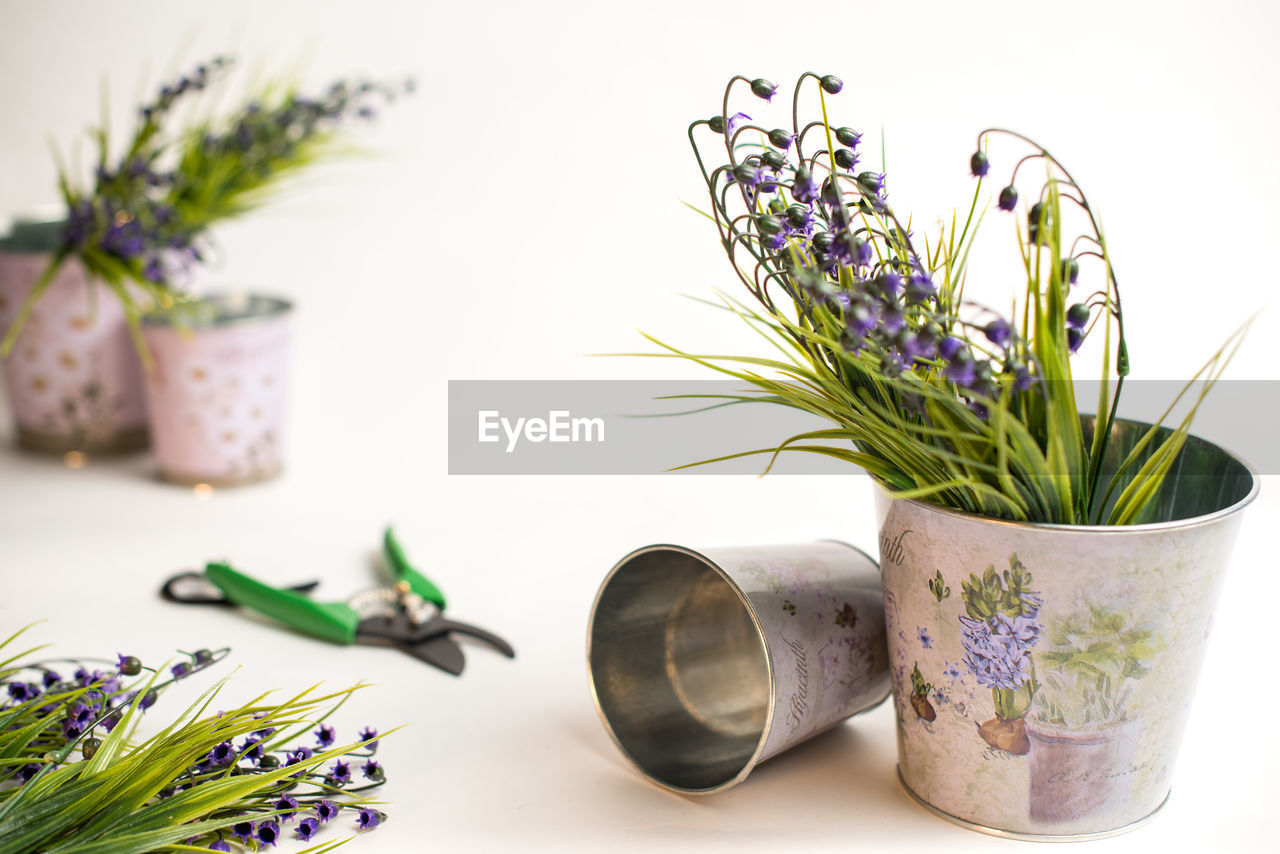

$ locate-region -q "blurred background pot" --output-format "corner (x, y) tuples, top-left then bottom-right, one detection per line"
(0, 216), (148, 454)
(875, 418), (1256, 840)
(141, 293), (292, 486)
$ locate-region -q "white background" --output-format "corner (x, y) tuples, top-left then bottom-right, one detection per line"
(1, 1), (1277, 851)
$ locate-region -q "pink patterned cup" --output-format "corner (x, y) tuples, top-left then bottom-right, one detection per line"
(0, 249), (148, 453)
(140, 293), (292, 486)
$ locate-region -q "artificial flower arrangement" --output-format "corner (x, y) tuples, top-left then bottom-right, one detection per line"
(0, 626), (390, 853)
(0, 56), (412, 362)
(656, 72), (1248, 524)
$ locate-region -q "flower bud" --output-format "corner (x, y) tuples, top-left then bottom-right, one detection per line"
(1060, 257), (1080, 284)
(834, 148), (858, 169)
(997, 186), (1018, 211)
(1028, 202), (1047, 243)
(970, 151), (990, 178)
(756, 215), (784, 235)
(707, 115), (725, 134)
(820, 75), (844, 94)
(768, 129), (794, 150)
(1067, 303), (1090, 330)
(835, 127), (862, 148)
(750, 78), (778, 101)
(761, 150), (786, 170)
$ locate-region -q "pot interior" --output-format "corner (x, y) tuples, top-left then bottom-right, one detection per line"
(1083, 416), (1256, 523)
(143, 293), (292, 328)
(588, 547), (770, 792)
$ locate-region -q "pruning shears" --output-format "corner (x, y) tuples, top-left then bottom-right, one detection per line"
(160, 527), (515, 676)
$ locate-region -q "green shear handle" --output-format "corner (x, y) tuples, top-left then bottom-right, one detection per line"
(204, 526), (447, 645)
(383, 527), (446, 609)
(205, 562), (361, 645)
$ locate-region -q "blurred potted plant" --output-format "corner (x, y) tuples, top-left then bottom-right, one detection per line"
(651, 72), (1258, 838)
(0, 57), (410, 464)
(1026, 603), (1161, 824)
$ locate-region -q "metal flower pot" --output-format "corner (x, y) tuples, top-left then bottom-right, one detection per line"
(140, 293), (292, 486)
(0, 219), (148, 454)
(875, 418), (1257, 840)
(588, 541), (890, 794)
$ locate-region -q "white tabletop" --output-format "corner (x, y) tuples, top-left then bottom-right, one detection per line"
(2, 1), (1278, 851)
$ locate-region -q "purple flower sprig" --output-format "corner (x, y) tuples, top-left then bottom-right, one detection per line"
(2, 55), (414, 363)
(0, 630), (392, 851)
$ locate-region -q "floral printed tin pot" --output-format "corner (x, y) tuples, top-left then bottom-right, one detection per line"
(587, 541), (889, 794)
(875, 418), (1256, 840)
(0, 218), (148, 454)
(140, 293), (292, 487)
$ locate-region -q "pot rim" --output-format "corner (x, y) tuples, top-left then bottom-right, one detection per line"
(585, 543), (776, 796)
(141, 292), (293, 329)
(876, 419), (1258, 534)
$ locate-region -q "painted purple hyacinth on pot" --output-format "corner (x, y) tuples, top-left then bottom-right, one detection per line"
(958, 555), (1042, 755)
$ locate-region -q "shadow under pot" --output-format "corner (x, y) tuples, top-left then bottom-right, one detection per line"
(0, 218), (148, 454)
(141, 293), (292, 487)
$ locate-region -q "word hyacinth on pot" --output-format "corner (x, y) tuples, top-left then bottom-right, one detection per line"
(653, 73), (1257, 839)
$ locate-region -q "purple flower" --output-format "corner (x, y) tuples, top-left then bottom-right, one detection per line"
(314, 724), (335, 748)
(997, 186), (1019, 211)
(943, 661), (962, 683)
(329, 760), (351, 785)
(356, 808), (383, 831)
(272, 795), (299, 822)
(315, 800), (339, 824)
(207, 741), (235, 766)
(231, 820), (255, 843)
(1067, 303), (1090, 330)
(295, 817), (320, 841)
(945, 350), (976, 386)
(7, 682), (36, 702)
(938, 336), (965, 360)
(143, 256), (164, 283)
(879, 303), (904, 336)
(1068, 327), (1085, 353)
(877, 271), (903, 300)
(42, 670), (62, 689)
(792, 169), (819, 203)
(256, 820), (280, 848)
(362, 759), (383, 780)
(725, 111), (751, 134)
(241, 737), (264, 762)
(917, 626), (933, 649)
(286, 746), (313, 765)
(208, 842), (231, 853)
(970, 151), (990, 177)
(905, 270), (935, 303)
(358, 727), (379, 751)
(984, 318), (1013, 348)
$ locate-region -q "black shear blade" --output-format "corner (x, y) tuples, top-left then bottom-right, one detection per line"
(412, 635), (466, 676)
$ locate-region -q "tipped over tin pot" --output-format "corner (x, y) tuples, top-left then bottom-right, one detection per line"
(587, 541), (889, 794)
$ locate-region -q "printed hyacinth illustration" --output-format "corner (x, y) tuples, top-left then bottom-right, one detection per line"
(959, 554), (1042, 754)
